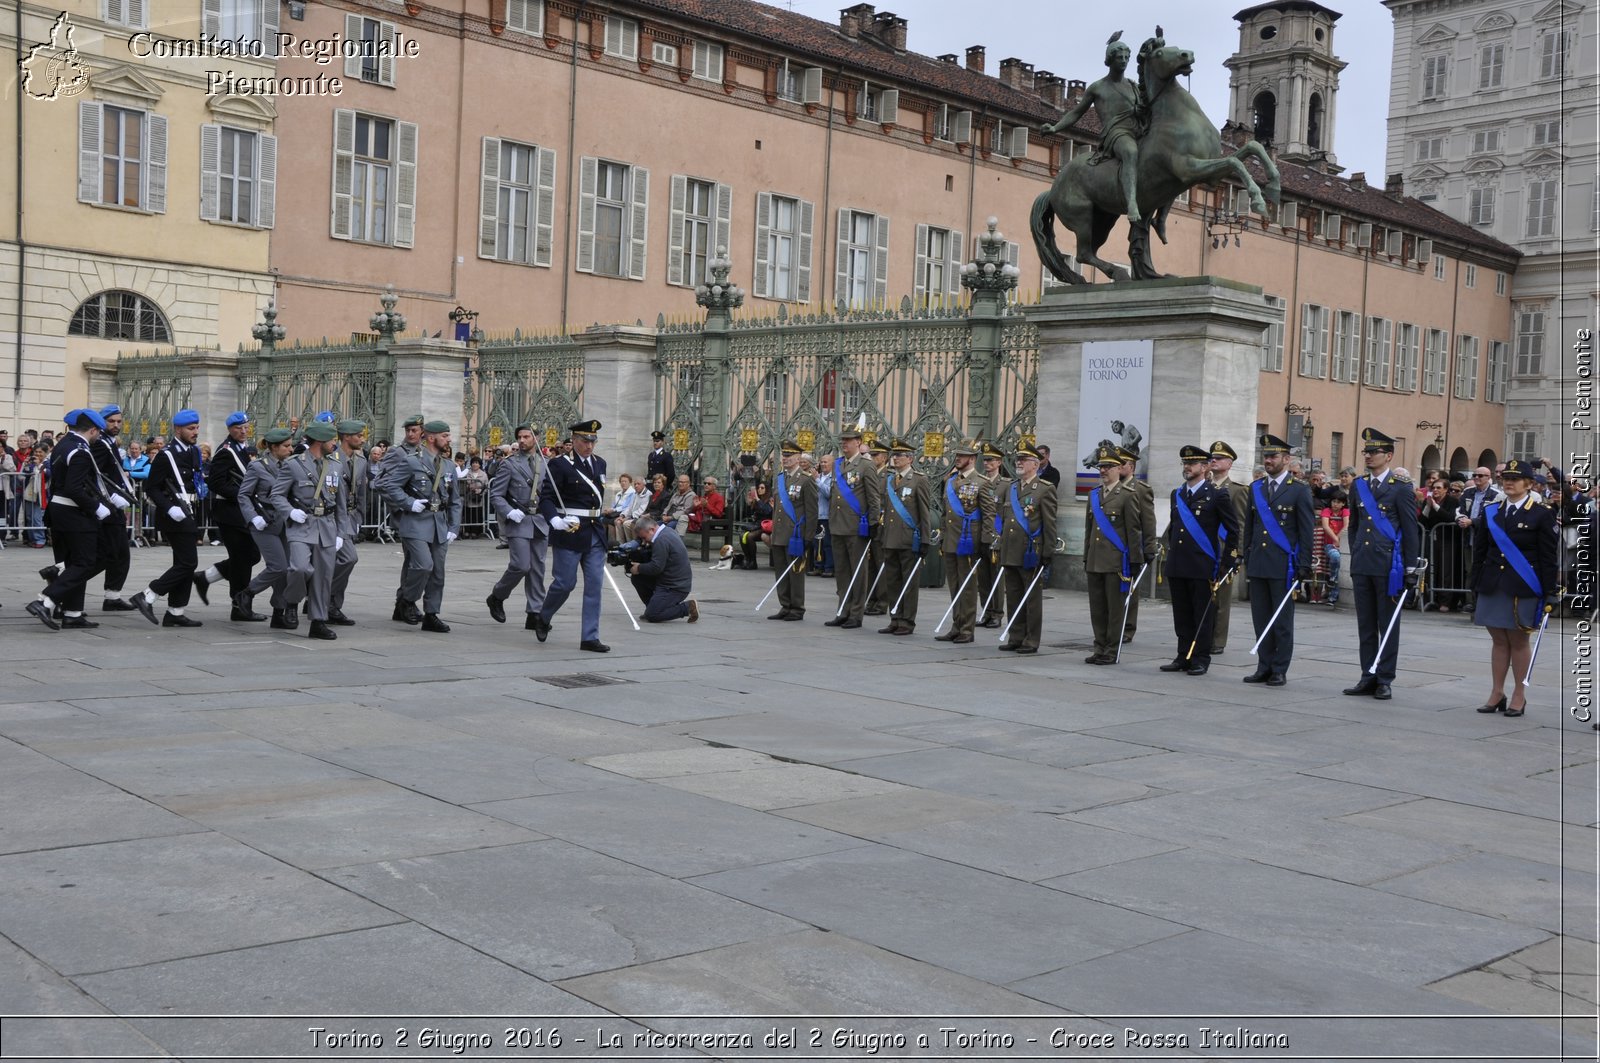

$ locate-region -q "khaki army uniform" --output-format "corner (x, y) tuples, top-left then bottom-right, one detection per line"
(977, 467), (1011, 626)
(879, 462), (933, 633)
(1123, 475), (1156, 640)
(1209, 475), (1251, 652)
(768, 465), (818, 619)
(1084, 478), (1145, 660)
(828, 450), (884, 626)
(939, 464), (986, 641)
(867, 457), (894, 615)
(998, 474), (1057, 651)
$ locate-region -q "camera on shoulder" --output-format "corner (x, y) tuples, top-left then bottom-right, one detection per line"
(607, 541), (644, 567)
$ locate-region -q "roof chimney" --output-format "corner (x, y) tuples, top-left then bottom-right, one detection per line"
(871, 11), (907, 50)
(937, 52), (958, 64)
(1066, 78), (1086, 106)
(1035, 70), (1064, 109)
(839, 3), (874, 38)
(965, 45), (985, 74)
(1385, 172), (1404, 196)
(1349, 171), (1367, 188)
(999, 57), (1034, 91)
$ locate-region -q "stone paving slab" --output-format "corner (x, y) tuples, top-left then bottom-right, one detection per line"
(838, 747), (1152, 813)
(874, 810), (1184, 881)
(676, 713), (943, 764)
(0, 742), (202, 855)
(318, 738), (627, 805)
(1373, 851), (1600, 942)
(1337, 796), (1599, 870)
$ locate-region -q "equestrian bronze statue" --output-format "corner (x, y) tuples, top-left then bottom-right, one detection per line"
(1032, 29), (1281, 285)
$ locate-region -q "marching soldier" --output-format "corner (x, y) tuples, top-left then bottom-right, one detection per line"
(1160, 444), (1240, 676)
(534, 418), (613, 651)
(27, 409), (111, 630)
(134, 408), (205, 627)
(1117, 445), (1156, 644)
(1240, 433), (1315, 685)
(936, 439), (984, 644)
(878, 439), (933, 635)
(976, 442), (1010, 628)
(824, 423), (884, 630)
(379, 419), (463, 633)
(487, 423), (549, 629)
(37, 405), (137, 612)
(272, 421), (346, 641)
(1084, 446), (1144, 663)
(327, 419), (368, 625)
(236, 428), (295, 627)
(391, 412), (427, 624)
(196, 411), (262, 618)
(1206, 440), (1251, 654)
(767, 440), (817, 621)
(997, 444), (1056, 654)
(1342, 427), (1421, 700)
(866, 438), (893, 616)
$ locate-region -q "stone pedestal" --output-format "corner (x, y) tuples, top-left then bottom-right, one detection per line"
(573, 325), (658, 479)
(1028, 277), (1281, 588)
(185, 354), (243, 439)
(389, 339), (471, 444)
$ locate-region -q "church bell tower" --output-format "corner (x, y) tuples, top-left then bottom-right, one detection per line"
(1224, 1), (1348, 171)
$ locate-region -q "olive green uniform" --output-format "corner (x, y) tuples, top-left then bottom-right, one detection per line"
(940, 465), (986, 639)
(829, 452), (884, 623)
(977, 470), (1011, 625)
(1085, 479), (1146, 658)
(768, 467), (818, 618)
(880, 465), (934, 632)
(1124, 475), (1156, 640)
(1209, 476), (1251, 651)
(998, 475), (1057, 650)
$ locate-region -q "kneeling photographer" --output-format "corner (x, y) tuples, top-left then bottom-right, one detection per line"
(611, 514), (698, 623)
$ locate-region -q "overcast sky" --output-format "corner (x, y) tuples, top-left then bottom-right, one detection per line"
(780, 0), (1395, 180)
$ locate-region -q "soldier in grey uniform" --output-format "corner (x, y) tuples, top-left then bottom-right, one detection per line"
(486, 423), (549, 628)
(379, 419), (463, 633)
(327, 419), (368, 625)
(936, 439), (984, 644)
(391, 413), (427, 624)
(767, 439), (817, 621)
(1206, 440), (1251, 653)
(976, 442), (1010, 628)
(879, 439), (934, 635)
(272, 420), (346, 640)
(236, 428), (296, 628)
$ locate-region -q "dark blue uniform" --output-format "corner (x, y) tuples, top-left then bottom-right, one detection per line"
(206, 438), (261, 599)
(146, 438), (203, 609)
(1349, 470), (1421, 683)
(42, 432), (109, 616)
(537, 451), (610, 643)
(1163, 479), (1239, 672)
(1470, 496), (1559, 629)
(91, 434), (136, 602)
(1240, 474), (1315, 680)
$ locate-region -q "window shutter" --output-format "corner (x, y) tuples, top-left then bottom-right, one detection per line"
(393, 120), (418, 247)
(947, 229), (963, 299)
(201, 0), (220, 38)
(78, 101), (102, 204)
(873, 214), (890, 304)
(344, 14), (363, 78)
(1385, 229), (1403, 256)
(715, 182), (732, 261)
(1278, 201), (1298, 229)
(1414, 238), (1433, 263)
(534, 146), (556, 267)
(260, 0), (278, 55)
(576, 156), (597, 273)
(144, 112), (167, 214)
(379, 20), (398, 86)
(913, 224), (929, 303)
(1009, 125), (1029, 159)
(796, 198), (814, 303)
(199, 124), (221, 221)
(953, 110), (972, 144)
(1356, 222), (1372, 248)
(802, 66), (822, 104)
(835, 209), (850, 304)
(330, 108), (355, 239)
(125, 0), (144, 27)
(667, 174), (688, 287)
(879, 88), (898, 125)
(753, 192), (772, 298)
(478, 137), (501, 259)
(628, 165), (649, 280)
(105, 0), (123, 25)
(255, 133), (276, 229)
(1005, 240), (1019, 270)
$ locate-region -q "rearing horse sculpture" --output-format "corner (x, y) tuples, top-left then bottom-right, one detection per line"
(1031, 39), (1282, 284)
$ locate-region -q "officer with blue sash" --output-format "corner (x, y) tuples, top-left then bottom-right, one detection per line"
(1116, 445), (1156, 645)
(999, 444), (1057, 653)
(767, 440), (817, 621)
(1083, 446), (1143, 663)
(1342, 427), (1421, 700)
(1160, 444), (1239, 676)
(1469, 460), (1558, 717)
(1240, 434), (1314, 685)
(534, 418), (614, 651)
(879, 439), (933, 635)
(976, 442), (1011, 628)
(866, 439), (894, 616)
(937, 439), (984, 644)
(825, 423), (884, 629)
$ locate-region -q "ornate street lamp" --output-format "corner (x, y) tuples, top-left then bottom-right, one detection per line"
(369, 284), (407, 349)
(960, 217), (1021, 296)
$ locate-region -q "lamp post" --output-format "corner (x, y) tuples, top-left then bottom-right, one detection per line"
(1286, 403), (1314, 462)
(448, 305), (483, 346)
(1416, 419), (1443, 455)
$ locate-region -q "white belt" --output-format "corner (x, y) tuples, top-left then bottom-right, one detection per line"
(51, 496), (77, 508)
(559, 508), (604, 518)
(177, 493), (195, 504)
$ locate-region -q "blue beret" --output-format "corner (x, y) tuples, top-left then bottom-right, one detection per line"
(99, 404), (122, 418)
(172, 409), (199, 427)
(315, 410), (335, 423)
(65, 408), (108, 432)
(225, 411), (250, 427)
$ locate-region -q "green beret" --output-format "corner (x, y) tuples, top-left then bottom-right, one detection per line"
(303, 421), (337, 442)
(263, 427), (293, 445)
(403, 413), (425, 428)
(423, 419), (450, 434)
(335, 419), (366, 436)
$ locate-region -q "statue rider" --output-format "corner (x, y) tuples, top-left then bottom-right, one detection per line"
(1041, 31), (1147, 224)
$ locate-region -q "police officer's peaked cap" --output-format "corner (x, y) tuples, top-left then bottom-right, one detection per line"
(1258, 433), (1290, 455)
(569, 419), (601, 437)
(1180, 444), (1210, 462)
(1501, 459), (1536, 480)
(1361, 427), (1396, 452)
(651, 429), (666, 440)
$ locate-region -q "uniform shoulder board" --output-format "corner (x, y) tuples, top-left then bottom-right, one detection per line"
(1285, 476), (1298, 485)
(1392, 472), (1413, 484)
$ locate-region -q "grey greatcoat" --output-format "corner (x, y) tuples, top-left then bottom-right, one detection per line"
(331, 449), (367, 615)
(489, 449), (550, 615)
(378, 446), (462, 614)
(272, 450), (347, 622)
(238, 455), (290, 608)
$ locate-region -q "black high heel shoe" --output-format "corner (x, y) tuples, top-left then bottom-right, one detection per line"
(1503, 700), (1526, 718)
(1476, 696), (1507, 714)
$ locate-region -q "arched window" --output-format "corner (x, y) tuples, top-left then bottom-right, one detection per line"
(69, 290), (171, 343)
(1251, 90), (1277, 146)
(1307, 92), (1324, 150)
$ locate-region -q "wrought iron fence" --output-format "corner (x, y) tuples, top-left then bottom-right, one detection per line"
(113, 350), (195, 440)
(464, 329), (585, 452)
(235, 342), (395, 433)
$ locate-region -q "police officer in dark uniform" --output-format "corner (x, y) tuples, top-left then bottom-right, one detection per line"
(767, 439), (817, 621)
(197, 411), (263, 618)
(1240, 433), (1315, 685)
(92, 404), (138, 612)
(647, 430), (675, 488)
(1343, 427), (1421, 700)
(135, 408), (205, 627)
(26, 409), (111, 630)
(1160, 444), (1240, 676)
(535, 418), (613, 651)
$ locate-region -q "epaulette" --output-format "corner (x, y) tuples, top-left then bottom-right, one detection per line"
(1392, 473), (1413, 485)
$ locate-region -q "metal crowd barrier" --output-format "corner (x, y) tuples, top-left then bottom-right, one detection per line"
(1421, 522), (1472, 609)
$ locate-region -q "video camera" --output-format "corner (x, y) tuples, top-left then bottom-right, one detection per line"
(606, 541), (644, 567)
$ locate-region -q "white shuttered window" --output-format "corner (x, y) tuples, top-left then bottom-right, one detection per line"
(200, 124), (277, 228)
(478, 137), (555, 266)
(836, 209), (888, 307)
(577, 157), (648, 279)
(753, 192), (813, 303)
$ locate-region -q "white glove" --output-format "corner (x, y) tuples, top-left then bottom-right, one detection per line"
(252, 516), (267, 531)
(289, 508), (307, 523)
(167, 505), (186, 522)
(335, 536), (344, 550)
(110, 494), (129, 509)
(94, 504), (111, 520)
(552, 515), (575, 531)
(446, 530), (458, 543)
(410, 499), (427, 513)
(506, 508), (525, 524)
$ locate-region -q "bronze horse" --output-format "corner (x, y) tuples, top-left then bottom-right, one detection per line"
(1031, 41), (1281, 284)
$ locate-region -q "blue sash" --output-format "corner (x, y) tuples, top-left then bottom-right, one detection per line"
(1251, 479), (1298, 584)
(945, 474), (977, 557)
(1088, 487), (1129, 588)
(1353, 475), (1405, 595)
(834, 457), (869, 537)
(1172, 487), (1219, 576)
(886, 473), (921, 552)
(1484, 502), (1543, 600)
(776, 473), (804, 557)
(1009, 482), (1042, 568)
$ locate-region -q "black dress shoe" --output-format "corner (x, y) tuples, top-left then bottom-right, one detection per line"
(393, 600), (422, 625)
(1242, 672), (1271, 683)
(525, 613), (539, 631)
(878, 624), (898, 634)
(839, 618), (862, 629)
(25, 600), (59, 630)
(133, 596), (159, 625)
(1121, 634), (1134, 644)
(823, 617), (847, 627)
(934, 632), (958, 642)
(531, 612), (550, 642)
(486, 595), (506, 623)
(1265, 673), (1287, 687)
(1373, 683), (1392, 700)
(191, 574), (211, 606)
(1476, 696), (1507, 714)
(864, 606), (887, 616)
(283, 604), (300, 630)
(1159, 660), (1188, 672)
(1342, 679), (1378, 696)
(61, 615), (99, 629)
(162, 613), (202, 627)
(270, 610), (291, 629)
(951, 633), (973, 643)
(326, 610), (355, 626)
(420, 613), (451, 633)
(580, 640), (610, 652)
(101, 598), (137, 611)
(308, 620), (338, 640)
(978, 617), (1000, 628)
(999, 642), (1022, 652)
(1092, 656), (1117, 665)
(768, 611), (791, 620)
(231, 606), (266, 622)
(1185, 663), (1209, 676)
(37, 563), (59, 582)
(1015, 645), (1037, 654)
(1085, 654), (1105, 664)
(781, 612), (802, 621)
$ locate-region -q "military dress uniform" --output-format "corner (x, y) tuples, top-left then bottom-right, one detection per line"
(1470, 465), (1560, 634)
(1160, 445), (1240, 675)
(997, 451), (1057, 654)
(825, 430), (885, 628)
(976, 443), (1010, 627)
(487, 431), (550, 627)
(768, 441), (819, 621)
(1120, 447), (1156, 643)
(140, 409), (205, 626)
(90, 405), (138, 611)
(535, 419), (612, 650)
(1240, 436), (1316, 684)
(28, 413), (111, 630)
(328, 420), (368, 624)
(378, 420), (463, 632)
(647, 432), (675, 488)
(200, 414), (263, 613)
(1344, 428), (1421, 698)
(271, 421), (346, 639)
(237, 429), (295, 626)
(878, 441), (934, 635)
(391, 412), (426, 623)
(1206, 440), (1251, 653)
(866, 441), (894, 615)
(1083, 448), (1144, 663)
(937, 442), (985, 643)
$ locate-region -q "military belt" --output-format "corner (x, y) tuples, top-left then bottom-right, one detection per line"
(558, 507), (604, 518)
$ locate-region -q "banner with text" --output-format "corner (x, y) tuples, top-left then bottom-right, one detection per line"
(1075, 339), (1154, 496)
